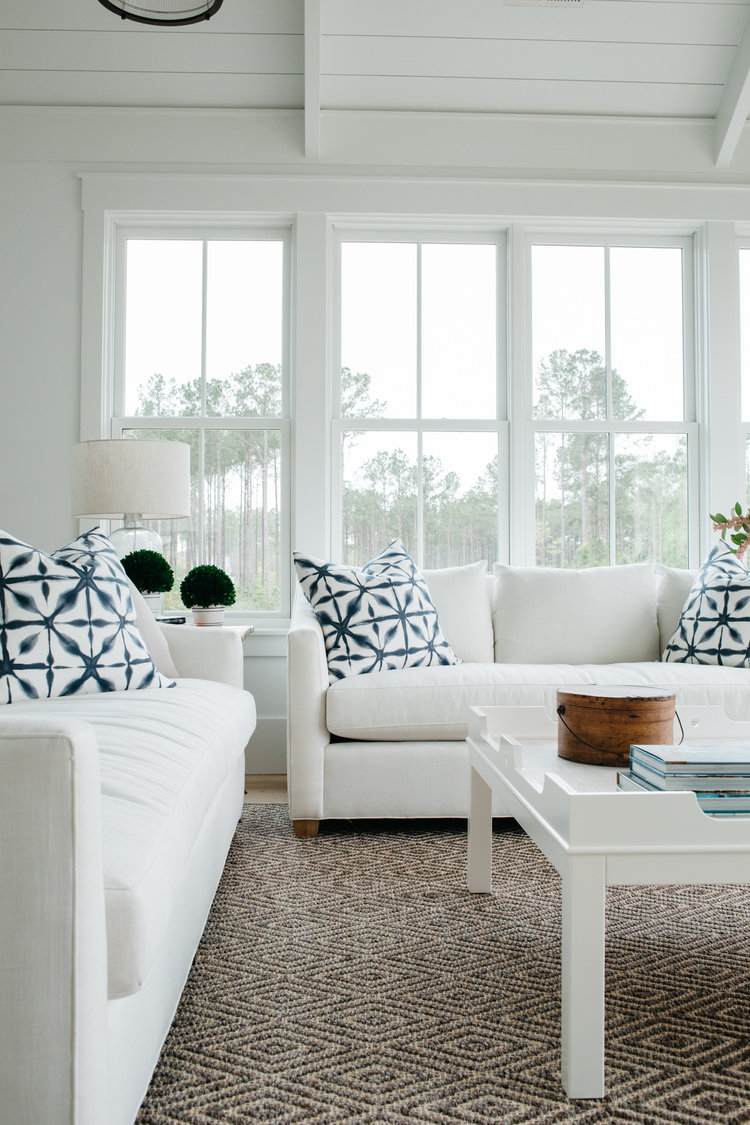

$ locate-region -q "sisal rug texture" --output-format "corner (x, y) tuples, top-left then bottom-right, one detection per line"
(136, 806), (750, 1125)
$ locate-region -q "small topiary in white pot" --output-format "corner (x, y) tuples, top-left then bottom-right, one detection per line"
(180, 564), (236, 626)
(121, 549), (174, 615)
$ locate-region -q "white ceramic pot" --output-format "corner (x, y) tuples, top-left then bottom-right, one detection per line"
(191, 606), (225, 627)
(142, 592), (163, 615)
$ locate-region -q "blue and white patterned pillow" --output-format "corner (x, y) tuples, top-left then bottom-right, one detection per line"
(0, 527), (175, 704)
(663, 540), (750, 666)
(294, 539), (460, 680)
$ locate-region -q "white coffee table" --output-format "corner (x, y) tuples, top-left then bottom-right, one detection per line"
(466, 703), (750, 1099)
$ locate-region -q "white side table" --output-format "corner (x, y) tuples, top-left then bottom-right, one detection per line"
(159, 622), (253, 688)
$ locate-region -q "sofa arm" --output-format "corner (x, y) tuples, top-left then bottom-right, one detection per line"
(287, 590), (329, 823)
(0, 716), (107, 1125)
(159, 623), (245, 689)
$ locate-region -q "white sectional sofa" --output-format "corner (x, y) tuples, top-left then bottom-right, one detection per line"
(0, 622), (256, 1125)
(287, 558), (750, 835)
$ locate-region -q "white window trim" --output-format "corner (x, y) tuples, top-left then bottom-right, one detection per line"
(331, 226), (508, 568)
(518, 229), (700, 567)
(737, 236), (750, 499)
(84, 214), (293, 621)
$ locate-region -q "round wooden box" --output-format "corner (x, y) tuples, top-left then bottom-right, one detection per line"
(556, 686), (676, 767)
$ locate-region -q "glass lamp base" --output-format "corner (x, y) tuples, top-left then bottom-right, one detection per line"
(109, 524), (163, 559)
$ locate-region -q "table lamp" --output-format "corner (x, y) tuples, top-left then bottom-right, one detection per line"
(72, 438), (191, 557)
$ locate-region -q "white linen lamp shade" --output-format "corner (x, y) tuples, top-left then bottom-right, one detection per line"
(72, 438), (191, 556)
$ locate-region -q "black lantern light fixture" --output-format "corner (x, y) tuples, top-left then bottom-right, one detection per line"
(97, 0), (223, 26)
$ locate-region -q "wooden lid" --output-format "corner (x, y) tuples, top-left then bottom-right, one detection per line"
(556, 686), (676, 710)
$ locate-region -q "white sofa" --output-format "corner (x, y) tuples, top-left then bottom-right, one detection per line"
(0, 622), (256, 1125)
(287, 559), (750, 835)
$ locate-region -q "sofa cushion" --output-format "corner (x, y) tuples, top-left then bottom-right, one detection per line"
(663, 541), (750, 666)
(655, 563), (697, 655)
(492, 562), (659, 664)
(422, 561), (493, 663)
(294, 539), (459, 680)
(326, 660), (750, 741)
(0, 527), (174, 703)
(10, 680), (256, 998)
(327, 662), (598, 740)
(127, 578), (179, 678)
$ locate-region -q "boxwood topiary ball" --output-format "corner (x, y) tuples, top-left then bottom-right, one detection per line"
(180, 564), (236, 608)
(121, 549), (174, 595)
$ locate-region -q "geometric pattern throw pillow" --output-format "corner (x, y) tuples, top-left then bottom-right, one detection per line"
(0, 527), (175, 704)
(293, 539), (460, 680)
(662, 539), (750, 666)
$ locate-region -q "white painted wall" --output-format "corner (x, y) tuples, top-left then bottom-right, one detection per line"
(0, 162), (82, 550)
(3, 106), (750, 772)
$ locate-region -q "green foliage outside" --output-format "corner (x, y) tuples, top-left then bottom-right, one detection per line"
(133, 349), (689, 609)
(343, 350), (688, 569)
(133, 364), (282, 611)
(533, 350), (687, 568)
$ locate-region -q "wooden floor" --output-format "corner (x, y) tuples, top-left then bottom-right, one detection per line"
(244, 774), (288, 804)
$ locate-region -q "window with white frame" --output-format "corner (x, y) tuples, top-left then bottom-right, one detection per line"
(739, 243), (750, 497)
(334, 233), (506, 568)
(113, 229), (291, 614)
(529, 236), (695, 568)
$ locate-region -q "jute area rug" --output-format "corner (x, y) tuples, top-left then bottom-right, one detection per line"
(136, 805), (750, 1125)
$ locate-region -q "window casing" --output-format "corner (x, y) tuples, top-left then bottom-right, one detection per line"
(334, 227), (698, 570)
(523, 232), (697, 569)
(332, 230), (508, 569)
(739, 241), (750, 500)
(111, 225), (292, 617)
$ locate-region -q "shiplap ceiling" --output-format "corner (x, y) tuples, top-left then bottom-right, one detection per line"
(2, 0), (750, 166)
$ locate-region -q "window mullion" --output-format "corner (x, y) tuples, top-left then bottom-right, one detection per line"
(604, 245), (616, 565)
(416, 242), (424, 564)
(201, 241), (209, 417)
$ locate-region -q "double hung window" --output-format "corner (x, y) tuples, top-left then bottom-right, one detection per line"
(113, 229), (291, 613)
(740, 243), (750, 495)
(334, 233), (506, 568)
(529, 236), (694, 567)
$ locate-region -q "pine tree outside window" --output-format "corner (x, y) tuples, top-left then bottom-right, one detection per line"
(334, 233), (506, 570)
(529, 237), (695, 568)
(112, 230), (291, 615)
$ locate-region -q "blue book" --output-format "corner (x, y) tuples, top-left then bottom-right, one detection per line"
(629, 758), (750, 792)
(630, 743), (750, 777)
(618, 769), (750, 810)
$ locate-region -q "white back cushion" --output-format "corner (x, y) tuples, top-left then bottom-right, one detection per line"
(422, 561), (493, 663)
(655, 564), (697, 656)
(127, 578), (179, 678)
(492, 562), (659, 664)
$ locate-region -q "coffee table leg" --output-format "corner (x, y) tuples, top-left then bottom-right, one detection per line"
(467, 766), (493, 892)
(561, 854), (606, 1098)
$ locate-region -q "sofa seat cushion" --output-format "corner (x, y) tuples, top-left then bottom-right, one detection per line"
(10, 679), (256, 999)
(584, 661), (750, 719)
(327, 662), (600, 740)
(326, 661), (750, 740)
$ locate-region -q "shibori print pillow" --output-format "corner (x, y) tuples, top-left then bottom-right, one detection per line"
(662, 539), (750, 666)
(0, 527), (175, 703)
(294, 539), (461, 681)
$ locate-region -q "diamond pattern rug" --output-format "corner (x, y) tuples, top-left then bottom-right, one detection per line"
(136, 806), (750, 1124)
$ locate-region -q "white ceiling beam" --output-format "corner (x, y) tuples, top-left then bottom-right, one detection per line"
(304, 0), (321, 159)
(715, 10), (750, 168)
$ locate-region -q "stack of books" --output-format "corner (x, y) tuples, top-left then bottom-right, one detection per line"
(617, 744), (750, 816)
